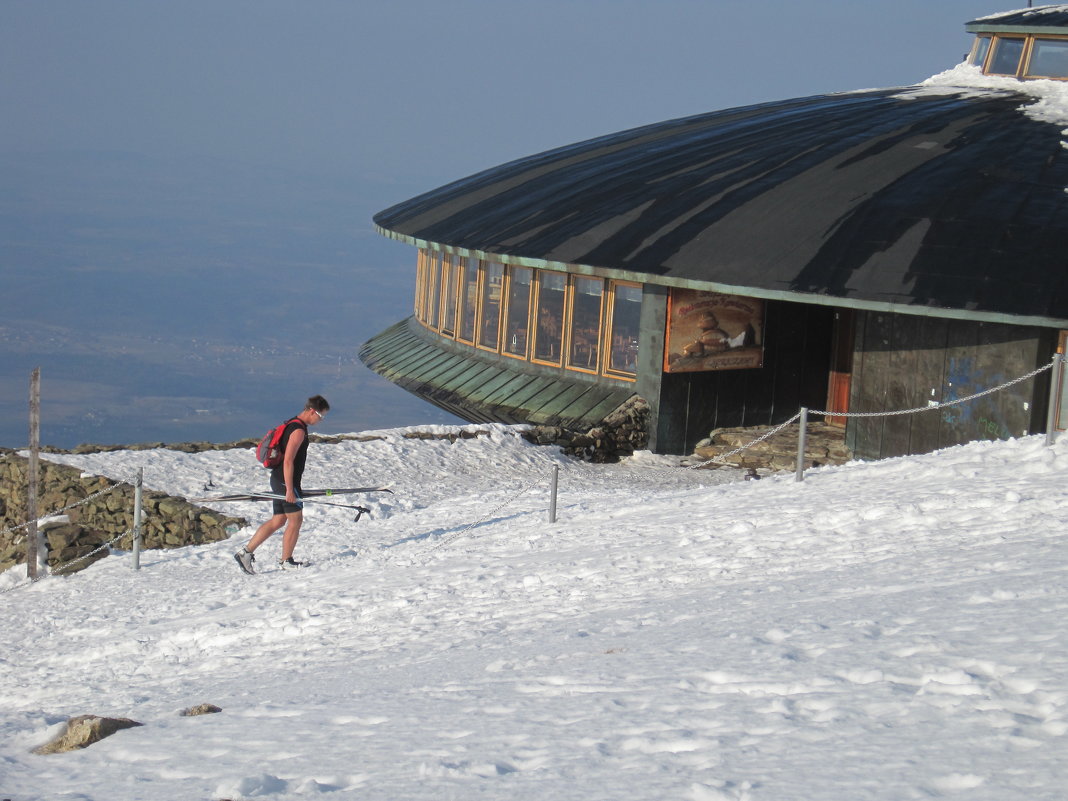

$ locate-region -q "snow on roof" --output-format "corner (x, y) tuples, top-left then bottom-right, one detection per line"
(917, 62), (1068, 128)
(970, 5), (1068, 28)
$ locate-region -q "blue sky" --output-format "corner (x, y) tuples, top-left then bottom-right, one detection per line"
(2, 1), (1007, 194)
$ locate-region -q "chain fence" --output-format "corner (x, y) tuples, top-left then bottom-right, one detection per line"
(427, 355), (1063, 548)
(0, 477), (133, 543)
(0, 476), (140, 594)
(683, 411), (803, 471)
(809, 360), (1055, 418)
(429, 470), (550, 552)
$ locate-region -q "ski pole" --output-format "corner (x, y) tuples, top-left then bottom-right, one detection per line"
(249, 493), (372, 521)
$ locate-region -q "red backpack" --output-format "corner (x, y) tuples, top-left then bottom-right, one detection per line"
(255, 417), (305, 468)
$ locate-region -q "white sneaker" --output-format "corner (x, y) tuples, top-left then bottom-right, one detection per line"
(234, 549), (256, 575)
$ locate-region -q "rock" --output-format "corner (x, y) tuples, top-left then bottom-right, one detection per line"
(157, 498), (183, 517)
(33, 715), (142, 755)
(522, 396), (650, 463)
(692, 421), (852, 471)
(180, 703), (222, 717)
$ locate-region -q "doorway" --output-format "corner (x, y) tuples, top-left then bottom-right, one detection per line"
(825, 310), (856, 426)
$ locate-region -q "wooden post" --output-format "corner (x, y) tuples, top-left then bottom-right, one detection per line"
(132, 467), (143, 570)
(27, 368), (41, 579)
(1046, 353), (1063, 447)
(795, 407), (809, 483)
(548, 464), (559, 523)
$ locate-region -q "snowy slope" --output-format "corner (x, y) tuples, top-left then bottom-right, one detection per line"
(1, 425), (1066, 801)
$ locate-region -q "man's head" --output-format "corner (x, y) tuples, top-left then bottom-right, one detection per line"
(304, 395), (330, 424)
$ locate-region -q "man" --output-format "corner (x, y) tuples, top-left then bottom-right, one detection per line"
(234, 395), (330, 574)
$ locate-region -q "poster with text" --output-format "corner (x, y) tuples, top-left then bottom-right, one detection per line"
(664, 289), (764, 372)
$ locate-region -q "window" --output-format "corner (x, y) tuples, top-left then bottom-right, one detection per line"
(457, 256), (479, 343)
(1026, 38), (1068, 79)
(970, 35), (992, 69)
(477, 261), (504, 350)
(414, 249), (428, 321)
(988, 36), (1026, 76)
(440, 254), (459, 335)
(425, 251), (442, 331)
(411, 250), (642, 382)
(568, 276), (604, 371)
(606, 282), (642, 377)
(503, 266), (533, 357)
(532, 271), (566, 364)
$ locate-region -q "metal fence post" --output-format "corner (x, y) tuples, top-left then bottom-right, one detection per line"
(132, 467), (143, 570)
(548, 465), (559, 523)
(795, 407), (809, 483)
(1046, 353), (1064, 447)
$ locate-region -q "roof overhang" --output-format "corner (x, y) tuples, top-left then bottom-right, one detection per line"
(967, 6), (1068, 35)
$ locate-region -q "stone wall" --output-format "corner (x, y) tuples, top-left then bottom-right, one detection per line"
(690, 422), (853, 471)
(0, 455), (246, 574)
(523, 396), (650, 463)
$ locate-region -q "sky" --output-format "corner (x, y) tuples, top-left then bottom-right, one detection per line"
(1, 426), (1066, 799)
(1, 0), (1007, 186)
(0, 0), (1019, 448)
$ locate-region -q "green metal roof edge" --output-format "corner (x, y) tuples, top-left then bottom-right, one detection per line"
(966, 24), (1068, 35)
(374, 225), (1068, 330)
(360, 316), (636, 429)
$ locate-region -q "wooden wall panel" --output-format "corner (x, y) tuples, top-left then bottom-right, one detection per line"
(850, 313), (892, 460)
(907, 316), (949, 455)
(939, 319), (982, 449)
(848, 312), (1049, 459)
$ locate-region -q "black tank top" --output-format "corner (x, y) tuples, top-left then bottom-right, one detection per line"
(272, 418), (309, 486)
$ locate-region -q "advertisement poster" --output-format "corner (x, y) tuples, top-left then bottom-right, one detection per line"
(664, 289), (764, 373)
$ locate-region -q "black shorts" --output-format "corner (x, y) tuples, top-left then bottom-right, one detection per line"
(269, 471), (303, 515)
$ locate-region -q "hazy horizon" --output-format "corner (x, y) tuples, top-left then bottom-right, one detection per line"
(0, 150), (461, 449)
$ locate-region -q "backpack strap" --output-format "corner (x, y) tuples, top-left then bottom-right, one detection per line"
(284, 416), (308, 438)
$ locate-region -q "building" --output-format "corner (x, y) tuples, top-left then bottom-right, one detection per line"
(361, 6), (1068, 460)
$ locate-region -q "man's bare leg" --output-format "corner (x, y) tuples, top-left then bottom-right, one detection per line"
(280, 511), (303, 561)
(246, 513), (287, 553)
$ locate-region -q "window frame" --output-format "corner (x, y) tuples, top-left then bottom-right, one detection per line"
(501, 265), (534, 360)
(475, 260), (505, 353)
(986, 34), (1029, 77)
(414, 248), (428, 323)
(424, 250), (442, 332)
(530, 269), (568, 367)
(603, 279), (642, 381)
(438, 253), (460, 337)
(1024, 35), (1068, 79)
(564, 274), (605, 375)
(969, 34), (992, 70)
(456, 256), (480, 345)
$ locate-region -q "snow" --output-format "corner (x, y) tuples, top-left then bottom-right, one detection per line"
(1, 425), (1066, 800)
(913, 62), (1068, 128)
(974, 5), (1068, 24)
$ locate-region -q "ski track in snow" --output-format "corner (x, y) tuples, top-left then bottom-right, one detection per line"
(1, 425), (1067, 800)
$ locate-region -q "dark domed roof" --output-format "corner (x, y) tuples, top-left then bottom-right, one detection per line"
(375, 87), (1068, 327)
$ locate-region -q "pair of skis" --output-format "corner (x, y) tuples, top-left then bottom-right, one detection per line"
(193, 486), (392, 522)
